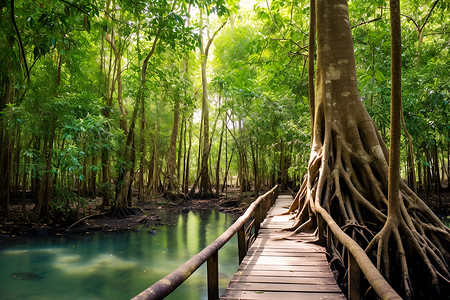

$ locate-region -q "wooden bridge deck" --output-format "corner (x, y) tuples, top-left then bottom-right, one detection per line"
(221, 195), (345, 300)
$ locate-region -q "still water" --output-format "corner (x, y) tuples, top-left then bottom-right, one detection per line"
(0, 210), (239, 300)
(442, 216), (450, 228)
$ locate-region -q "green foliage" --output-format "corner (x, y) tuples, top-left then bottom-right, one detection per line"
(0, 0), (448, 219)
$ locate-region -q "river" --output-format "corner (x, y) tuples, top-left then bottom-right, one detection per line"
(0, 210), (239, 300)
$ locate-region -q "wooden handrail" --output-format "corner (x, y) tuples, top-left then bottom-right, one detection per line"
(317, 206), (402, 300)
(132, 185), (279, 300)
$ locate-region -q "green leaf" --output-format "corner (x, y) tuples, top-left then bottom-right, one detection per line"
(375, 70), (385, 82)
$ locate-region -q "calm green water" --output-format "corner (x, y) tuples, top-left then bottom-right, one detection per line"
(442, 216), (450, 228)
(0, 210), (239, 300)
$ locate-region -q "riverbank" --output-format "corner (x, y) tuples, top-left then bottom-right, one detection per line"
(0, 188), (268, 246)
(1, 187), (448, 246)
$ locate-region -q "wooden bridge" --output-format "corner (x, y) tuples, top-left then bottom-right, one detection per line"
(220, 194), (344, 299)
(132, 186), (400, 300)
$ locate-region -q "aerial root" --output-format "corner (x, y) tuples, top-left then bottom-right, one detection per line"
(393, 227), (412, 299)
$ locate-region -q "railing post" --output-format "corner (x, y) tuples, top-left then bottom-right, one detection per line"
(237, 226), (246, 264)
(268, 193), (273, 208)
(207, 250), (219, 300)
(264, 195), (270, 217)
(254, 204), (261, 236)
(348, 251), (360, 300)
(317, 214), (326, 246)
(326, 224), (332, 254)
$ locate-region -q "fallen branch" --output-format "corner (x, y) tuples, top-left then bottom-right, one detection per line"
(65, 212), (108, 231)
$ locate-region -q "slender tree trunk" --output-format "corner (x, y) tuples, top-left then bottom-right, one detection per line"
(164, 99), (182, 199)
(433, 141), (442, 208)
(215, 120), (225, 196)
(114, 27), (161, 212)
(177, 116), (184, 184)
(387, 0), (403, 222)
(222, 149), (234, 193)
(250, 140), (259, 197)
(138, 98), (146, 201)
(136, 13), (146, 202)
(21, 155), (28, 220)
(417, 153), (423, 192)
(401, 111), (417, 193)
(425, 145), (432, 200)
(89, 156), (97, 197)
(195, 12), (227, 198)
(198, 44), (213, 197)
(150, 115), (160, 195)
(100, 21), (112, 208)
(183, 117), (192, 194)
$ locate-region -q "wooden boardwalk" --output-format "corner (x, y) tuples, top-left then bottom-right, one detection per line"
(221, 195), (345, 300)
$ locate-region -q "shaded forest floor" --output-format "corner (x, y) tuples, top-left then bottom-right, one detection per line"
(1, 186), (449, 247)
(0, 187), (272, 246)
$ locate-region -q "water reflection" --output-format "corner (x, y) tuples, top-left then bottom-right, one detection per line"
(442, 216), (450, 228)
(0, 210), (239, 300)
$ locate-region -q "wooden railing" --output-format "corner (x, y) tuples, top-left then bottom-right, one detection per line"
(132, 185), (279, 300)
(316, 207), (402, 300)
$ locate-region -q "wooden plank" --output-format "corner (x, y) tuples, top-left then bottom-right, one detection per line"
(233, 270), (335, 278)
(241, 256), (329, 266)
(238, 264), (332, 272)
(247, 247), (326, 253)
(245, 251), (326, 257)
(248, 241), (323, 250)
(221, 290), (346, 300)
(230, 275), (337, 285)
(226, 282), (342, 293)
(248, 245), (325, 252)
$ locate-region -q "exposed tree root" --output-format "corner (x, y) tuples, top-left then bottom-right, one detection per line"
(163, 190), (190, 202)
(289, 1), (450, 298)
(110, 205), (133, 218)
(289, 117), (450, 299)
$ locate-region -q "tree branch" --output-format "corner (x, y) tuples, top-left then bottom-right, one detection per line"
(11, 0), (30, 83)
(419, 0), (439, 33)
(352, 7), (383, 29)
(101, 9), (136, 27)
(58, 0), (89, 15)
(270, 38), (305, 50)
(401, 13), (420, 31)
(205, 19), (227, 58)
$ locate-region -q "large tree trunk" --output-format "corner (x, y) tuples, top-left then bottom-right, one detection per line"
(288, 1), (450, 298)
